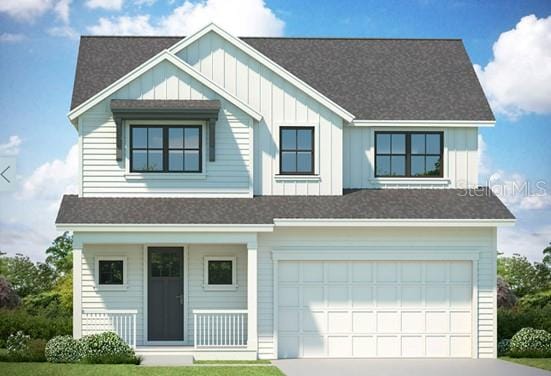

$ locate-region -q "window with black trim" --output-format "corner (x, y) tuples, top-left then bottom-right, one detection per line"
(279, 127), (314, 175)
(98, 260), (124, 285)
(375, 132), (443, 177)
(130, 125), (202, 173)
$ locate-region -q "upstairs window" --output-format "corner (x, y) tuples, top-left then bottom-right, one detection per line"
(130, 125), (202, 173)
(375, 132), (443, 177)
(279, 127), (314, 175)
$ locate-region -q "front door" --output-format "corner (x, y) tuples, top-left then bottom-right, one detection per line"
(148, 247), (184, 341)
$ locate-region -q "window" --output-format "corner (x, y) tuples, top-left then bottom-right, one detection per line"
(204, 257), (237, 290)
(130, 125), (202, 173)
(96, 257), (127, 289)
(279, 127), (314, 175)
(375, 132), (443, 177)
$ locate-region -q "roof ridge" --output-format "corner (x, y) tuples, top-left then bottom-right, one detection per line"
(79, 35), (462, 41)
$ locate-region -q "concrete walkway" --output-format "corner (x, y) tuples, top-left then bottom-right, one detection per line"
(273, 359), (551, 376)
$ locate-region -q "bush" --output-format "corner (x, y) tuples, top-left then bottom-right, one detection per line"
(0, 308), (71, 346)
(497, 304), (551, 341)
(0, 277), (20, 309)
(497, 277), (517, 308)
(497, 338), (511, 356)
(80, 332), (138, 364)
(0, 332), (46, 362)
(45, 335), (82, 363)
(509, 327), (551, 357)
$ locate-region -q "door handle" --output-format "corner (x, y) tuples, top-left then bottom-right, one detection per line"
(176, 294), (184, 304)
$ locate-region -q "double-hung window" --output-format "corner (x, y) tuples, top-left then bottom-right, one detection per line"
(375, 132), (443, 177)
(130, 125), (202, 173)
(279, 127), (314, 175)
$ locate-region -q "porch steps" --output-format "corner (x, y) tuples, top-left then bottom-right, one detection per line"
(137, 346), (195, 366)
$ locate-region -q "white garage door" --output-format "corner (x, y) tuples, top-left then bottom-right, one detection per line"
(277, 260), (473, 358)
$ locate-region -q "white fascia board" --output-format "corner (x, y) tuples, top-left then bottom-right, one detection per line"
(67, 50), (262, 124)
(351, 119), (495, 127)
(56, 223), (274, 233)
(273, 218), (515, 227)
(169, 23), (356, 123)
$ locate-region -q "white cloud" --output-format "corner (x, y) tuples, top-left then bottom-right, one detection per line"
(0, 144), (78, 260)
(0, 0), (54, 22)
(85, 0), (124, 11)
(18, 144), (78, 201)
(134, 0), (155, 5)
(487, 169), (550, 212)
(47, 25), (79, 39)
(474, 15), (551, 119)
(87, 0), (285, 36)
(0, 135), (22, 156)
(0, 32), (26, 43)
(477, 134), (490, 178)
(53, 0), (71, 23)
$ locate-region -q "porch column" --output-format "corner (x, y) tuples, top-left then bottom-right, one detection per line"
(73, 247), (82, 338)
(247, 242), (258, 351)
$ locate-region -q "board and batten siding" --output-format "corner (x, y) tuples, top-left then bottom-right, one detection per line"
(177, 30), (343, 195)
(256, 227), (497, 359)
(343, 127), (479, 189)
(80, 244), (247, 346)
(79, 60), (253, 198)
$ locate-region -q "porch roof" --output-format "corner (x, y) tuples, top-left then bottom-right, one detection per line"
(56, 188), (514, 225)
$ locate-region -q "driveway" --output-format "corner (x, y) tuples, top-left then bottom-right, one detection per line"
(273, 359), (551, 376)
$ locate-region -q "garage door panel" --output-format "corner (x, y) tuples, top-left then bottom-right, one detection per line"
(352, 262), (373, 282)
(328, 336), (351, 357)
(303, 286), (324, 308)
(351, 286), (374, 307)
(277, 260), (473, 358)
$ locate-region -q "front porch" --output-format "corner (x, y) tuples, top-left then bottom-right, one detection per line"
(71, 229), (262, 360)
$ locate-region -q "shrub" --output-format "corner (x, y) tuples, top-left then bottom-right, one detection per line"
(80, 332), (138, 364)
(497, 304), (551, 341)
(45, 335), (82, 363)
(0, 277), (20, 309)
(6, 331), (30, 354)
(497, 339), (511, 356)
(0, 308), (71, 345)
(0, 333), (47, 362)
(509, 327), (551, 357)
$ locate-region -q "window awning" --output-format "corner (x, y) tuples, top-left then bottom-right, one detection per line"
(110, 99), (221, 161)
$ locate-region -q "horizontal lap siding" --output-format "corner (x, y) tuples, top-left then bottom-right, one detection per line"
(343, 127), (479, 189)
(256, 227), (497, 359)
(80, 61), (251, 197)
(186, 245), (248, 344)
(178, 31), (342, 195)
(81, 245), (144, 344)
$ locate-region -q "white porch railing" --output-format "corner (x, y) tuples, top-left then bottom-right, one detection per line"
(82, 309), (138, 348)
(193, 309), (248, 348)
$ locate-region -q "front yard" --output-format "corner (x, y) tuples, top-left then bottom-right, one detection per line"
(500, 357), (551, 372)
(0, 362), (284, 376)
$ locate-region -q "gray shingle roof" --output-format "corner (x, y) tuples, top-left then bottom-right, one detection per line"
(71, 36), (494, 121)
(56, 188), (513, 225)
(110, 99), (221, 111)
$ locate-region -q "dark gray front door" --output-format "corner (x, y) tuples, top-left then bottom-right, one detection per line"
(148, 247), (184, 341)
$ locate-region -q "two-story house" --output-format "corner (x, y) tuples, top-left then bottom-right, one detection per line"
(56, 24), (514, 361)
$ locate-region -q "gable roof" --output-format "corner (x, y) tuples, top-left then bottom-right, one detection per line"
(71, 35), (494, 121)
(56, 188), (514, 226)
(68, 49), (262, 123)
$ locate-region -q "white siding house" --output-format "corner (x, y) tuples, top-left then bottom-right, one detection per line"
(57, 24), (513, 361)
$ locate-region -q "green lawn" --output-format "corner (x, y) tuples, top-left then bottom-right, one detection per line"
(0, 362), (284, 376)
(501, 357), (551, 372)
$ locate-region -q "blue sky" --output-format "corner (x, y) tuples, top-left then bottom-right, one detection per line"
(0, 0), (550, 261)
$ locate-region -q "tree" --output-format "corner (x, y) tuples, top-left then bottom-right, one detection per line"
(3, 254), (55, 298)
(45, 232), (73, 276)
(0, 276), (20, 309)
(497, 276), (517, 308)
(543, 243), (551, 267)
(498, 252), (551, 298)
